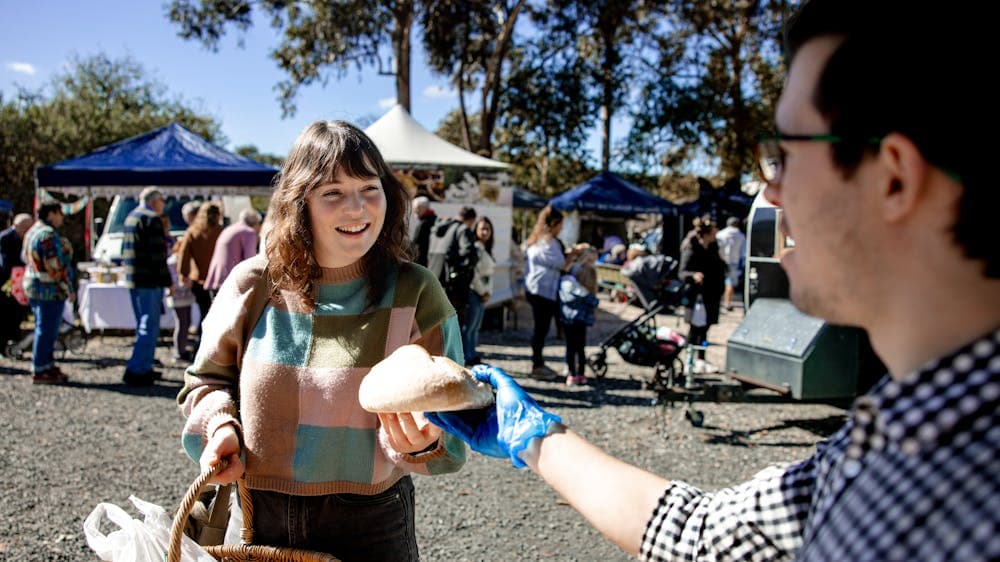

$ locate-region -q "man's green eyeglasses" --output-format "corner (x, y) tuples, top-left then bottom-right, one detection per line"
(756, 134), (846, 185)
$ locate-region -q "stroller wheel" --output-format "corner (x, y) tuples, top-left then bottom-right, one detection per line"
(587, 353), (608, 378)
(685, 409), (705, 427)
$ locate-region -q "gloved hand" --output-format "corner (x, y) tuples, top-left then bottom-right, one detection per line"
(426, 364), (561, 468)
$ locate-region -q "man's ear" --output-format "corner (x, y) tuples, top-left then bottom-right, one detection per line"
(877, 133), (931, 223)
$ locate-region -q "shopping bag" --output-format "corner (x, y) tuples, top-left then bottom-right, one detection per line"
(83, 495), (216, 562)
(691, 294), (707, 327)
(9, 266), (27, 306)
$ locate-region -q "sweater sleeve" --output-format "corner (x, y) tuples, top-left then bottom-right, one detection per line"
(177, 256), (268, 463)
(379, 263), (467, 475)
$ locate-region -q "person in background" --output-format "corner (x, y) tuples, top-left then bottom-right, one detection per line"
(678, 218), (725, 362)
(524, 205), (566, 380)
(598, 243), (627, 265)
(409, 195), (436, 267)
(122, 187), (172, 385)
(165, 245), (195, 363)
(428, 1), (999, 560)
(559, 245), (598, 386)
(181, 200), (202, 229)
(715, 216), (746, 311)
(1, 213), (32, 354)
(462, 215), (495, 366)
(203, 208), (262, 298)
(176, 201), (223, 334)
(178, 120), (467, 561)
(22, 203), (74, 384)
(427, 205), (478, 325)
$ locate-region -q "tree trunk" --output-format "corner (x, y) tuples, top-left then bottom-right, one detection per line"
(476, 0), (527, 157)
(392, 1), (414, 112)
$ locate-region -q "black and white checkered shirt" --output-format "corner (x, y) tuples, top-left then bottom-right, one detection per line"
(640, 329), (1000, 561)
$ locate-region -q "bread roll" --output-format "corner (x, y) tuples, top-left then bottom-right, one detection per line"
(359, 344), (495, 413)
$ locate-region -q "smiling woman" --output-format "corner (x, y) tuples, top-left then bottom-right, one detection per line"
(176, 120), (469, 560)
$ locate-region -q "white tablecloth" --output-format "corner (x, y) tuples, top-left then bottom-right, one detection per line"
(78, 282), (201, 333)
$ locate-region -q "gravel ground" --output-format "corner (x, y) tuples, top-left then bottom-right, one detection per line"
(0, 295), (846, 561)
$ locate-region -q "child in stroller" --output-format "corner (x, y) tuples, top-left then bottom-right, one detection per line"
(586, 253), (687, 389)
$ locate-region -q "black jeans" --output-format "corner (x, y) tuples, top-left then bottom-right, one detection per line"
(564, 322), (587, 377)
(251, 476), (417, 562)
(190, 282), (213, 333)
(526, 292), (559, 367)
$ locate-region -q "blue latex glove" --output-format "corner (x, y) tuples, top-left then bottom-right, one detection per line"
(426, 364), (561, 468)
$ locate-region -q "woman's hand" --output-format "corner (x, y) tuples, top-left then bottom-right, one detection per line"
(200, 424), (244, 484)
(379, 412), (443, 454)
(692, 272), (704, 284)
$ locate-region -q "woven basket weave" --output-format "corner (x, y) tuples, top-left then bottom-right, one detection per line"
(168, 462), (338, 562)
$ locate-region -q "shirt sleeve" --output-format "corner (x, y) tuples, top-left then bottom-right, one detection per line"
(640, 455), (817, 561)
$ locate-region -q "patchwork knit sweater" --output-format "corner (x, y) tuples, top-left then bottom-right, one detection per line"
(178, 256), (467, 496)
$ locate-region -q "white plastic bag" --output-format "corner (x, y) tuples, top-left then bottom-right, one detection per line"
(83, 495), (217, 562)
(691, 294), (707, 327)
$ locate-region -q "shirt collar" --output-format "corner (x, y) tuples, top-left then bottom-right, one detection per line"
(851, 328), (999, 455)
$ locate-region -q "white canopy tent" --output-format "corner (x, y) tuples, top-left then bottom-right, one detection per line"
(365, 105), (509, 170)
(364, 106), (518, 307)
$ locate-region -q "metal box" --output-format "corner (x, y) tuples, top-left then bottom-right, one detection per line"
(726, 298), (865, 400)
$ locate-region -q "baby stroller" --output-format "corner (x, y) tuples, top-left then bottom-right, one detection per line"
(587, 254), (687, 388)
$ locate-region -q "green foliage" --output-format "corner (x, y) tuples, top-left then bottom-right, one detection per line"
(420, 0), (528, 157)
(234, 145), (285, 167)
(167, 0), (416, 115)
(625, 0), (790, 185)
(0, 53), (221, 256)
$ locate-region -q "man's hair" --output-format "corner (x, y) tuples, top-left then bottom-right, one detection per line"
(458, 206), (477, 222)
(13, 213), (32, 229)
(786, 0), (993, 276)
(726, 217), (740, 228)
(36, 203), (61, 223)
(139, 187), (163, 205)
(265, 120), (410, 309)
(240, 209), (262, 226)
(412, 196), (430, 213)
(181, 201), (202, 220)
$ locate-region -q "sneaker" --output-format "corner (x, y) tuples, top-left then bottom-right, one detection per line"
(565, 375), (576, 386)
(32, 368), (69, 385)
(530, 365), (558, 380)
(123, 369), (156, 386)
(573, 375), (588, 386)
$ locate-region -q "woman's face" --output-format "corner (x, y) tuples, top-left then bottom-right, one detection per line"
(476, 220), (493, 243)
(306, 169), (386, 268)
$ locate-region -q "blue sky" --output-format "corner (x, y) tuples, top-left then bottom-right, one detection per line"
(0, 0), (466, 158)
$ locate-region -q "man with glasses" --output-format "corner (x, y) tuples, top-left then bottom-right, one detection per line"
(427, 1), (999, 560)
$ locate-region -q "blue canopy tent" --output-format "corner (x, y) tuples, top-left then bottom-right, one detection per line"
(512, 186), (548, 210)
(36, 123), (278, 196)
(35, 123), (278, 258)
(549, 171), (680, 216)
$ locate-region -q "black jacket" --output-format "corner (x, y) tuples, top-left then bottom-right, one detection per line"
(679, 239), (726, 326)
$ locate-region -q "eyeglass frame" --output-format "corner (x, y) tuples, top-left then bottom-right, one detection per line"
(756, 133), (880, 185)
(756, 133), (961, 185)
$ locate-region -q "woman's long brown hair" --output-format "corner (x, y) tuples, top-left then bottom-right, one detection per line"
(265, 120), (411, 309)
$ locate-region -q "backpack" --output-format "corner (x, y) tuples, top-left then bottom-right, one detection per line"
(427, 218), (478, 303)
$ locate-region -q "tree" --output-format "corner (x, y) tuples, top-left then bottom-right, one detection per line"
(167, 0), (416, 115)
(235, 145), (284, 167)
(421, 0), (528, 157)
(625, 0), (789, 185)
(492, 32), (597, 196)
(0, 53), (221, 255)
(539, 0), (659, 172)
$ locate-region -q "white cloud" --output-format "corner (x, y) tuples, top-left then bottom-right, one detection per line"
(5, 62), (36, 76)
(422, 85), (455, 99)
(378, 97), (397, 109)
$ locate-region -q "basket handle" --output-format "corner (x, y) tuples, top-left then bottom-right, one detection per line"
(168, 460), (230, 562)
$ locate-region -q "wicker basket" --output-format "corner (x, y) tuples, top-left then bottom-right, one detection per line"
(168, 463), (338, 562)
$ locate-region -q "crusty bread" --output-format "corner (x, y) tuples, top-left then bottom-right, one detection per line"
(359, 344), (495, 413)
